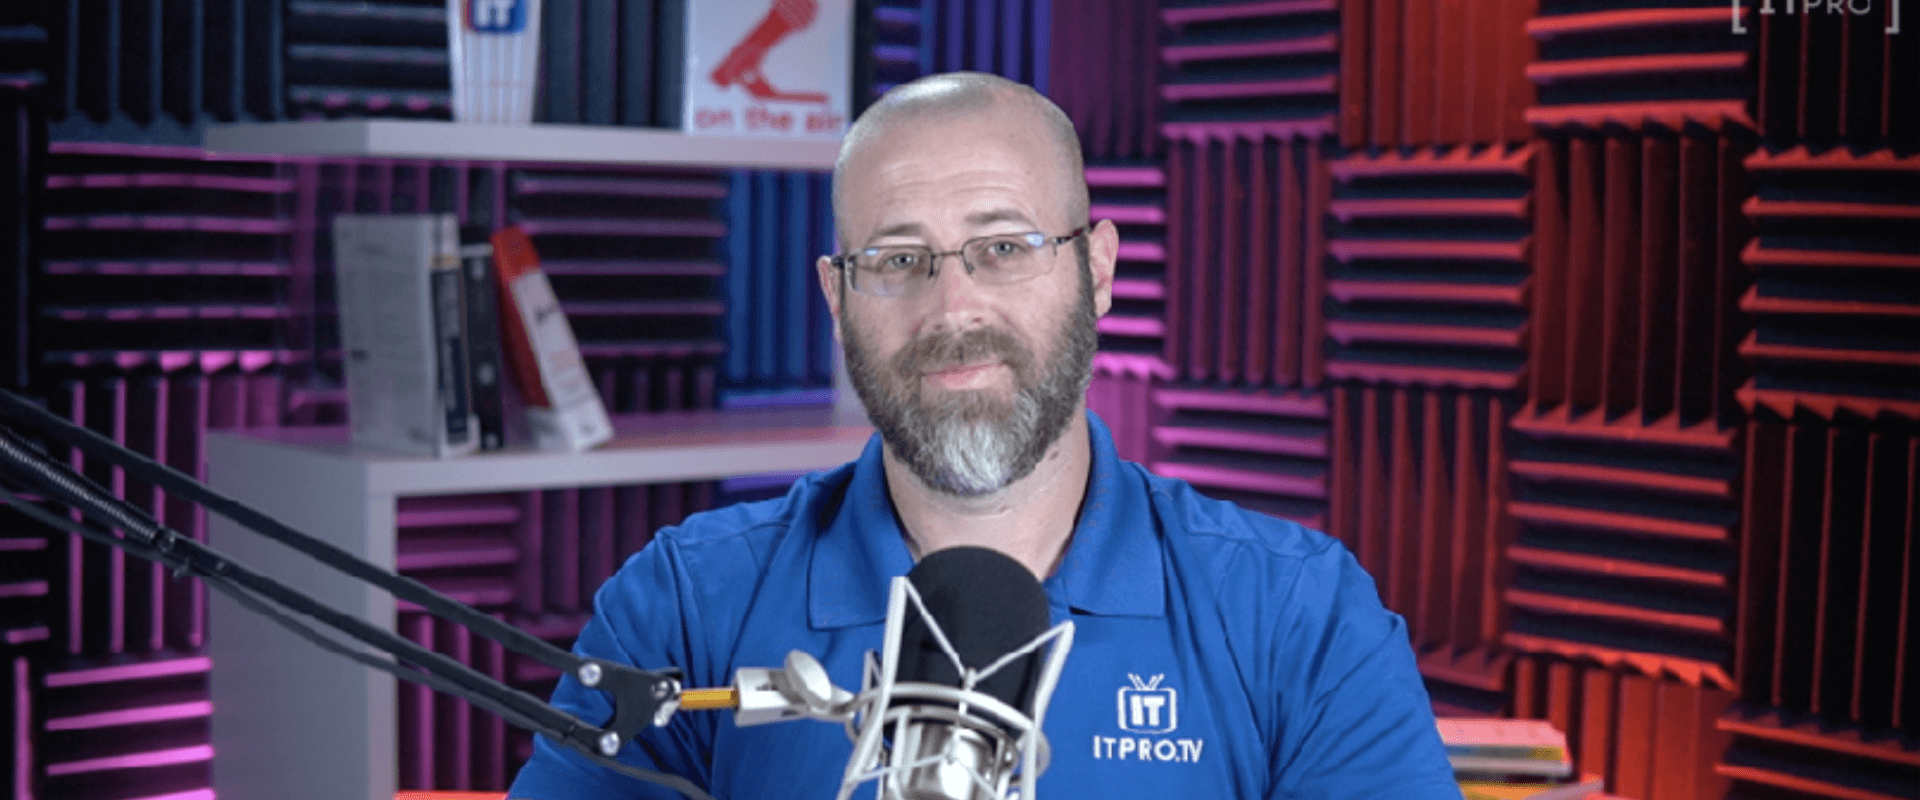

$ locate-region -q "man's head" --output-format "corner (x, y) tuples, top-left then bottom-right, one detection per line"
(819, 72), (1117, 497)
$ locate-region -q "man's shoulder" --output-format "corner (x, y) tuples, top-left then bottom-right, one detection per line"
(643, 461), (855, 569)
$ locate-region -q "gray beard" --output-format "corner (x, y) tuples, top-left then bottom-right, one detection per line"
(842, 270), (1099, 497)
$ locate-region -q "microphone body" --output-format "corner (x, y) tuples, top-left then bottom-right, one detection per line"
(885, 547), (1052, 800)
(846, 547), (1074, 800)
(675, 547), (1073, 800)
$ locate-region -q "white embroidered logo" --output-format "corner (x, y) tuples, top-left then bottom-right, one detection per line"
(1093, 674), (1205, 763)
(1117, 673), (1177, 733)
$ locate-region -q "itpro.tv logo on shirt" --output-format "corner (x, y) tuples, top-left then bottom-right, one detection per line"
(1118, 674), (1176, 733)
(1094, 674), (1206, 763)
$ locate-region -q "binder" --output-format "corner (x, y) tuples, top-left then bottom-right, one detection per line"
(460, 226), (508, 451)
(331, 213), (479, 458)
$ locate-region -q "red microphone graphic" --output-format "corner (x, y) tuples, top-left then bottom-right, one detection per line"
(709, 0), (830, 104)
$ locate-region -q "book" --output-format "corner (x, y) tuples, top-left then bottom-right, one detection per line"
(459, 226), (507, 451)
(1439, 717), (1574, 780)
(489, 225), (612, 452)
(1458, 773), (1604, 800)
(331, 214), (479, 458)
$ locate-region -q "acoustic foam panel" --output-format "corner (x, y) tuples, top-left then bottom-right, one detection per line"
(1149, 385), (1329, 530)
(925, 0), (1050, 89)
(1085, 364), (1156, 464)
(1087, 164), (1171, 366)
(724, 170), (835, 397)
(1, 90), (44, 392)
(1049, 0), (1160, 162)
(35, 655), (215, 800)
(1754, 1), (1919, 155)
(1504, 409), (1741, 691)
(1337, 0), (1536, 150)
(869, 0), (931, 100)
(284, 0), (450, 121)
(1738, 419), (1915, 736)
(1324, 145), (1533, 391)
(38, 144), (295, 367)
(1328, 385), (1512, 656)
(13, 364), (273, 800)
(1164, 134), (1325, 388)
(1738, 147), (1920, 423)
(1159, 0), (1339, 140)
(1529, 129), (1752, 428)
(1717, 702), (1920, 800)
(35, 0), (282, 142)
(1511, 655), (1736, 800)
(1524, 3), (1753, 133)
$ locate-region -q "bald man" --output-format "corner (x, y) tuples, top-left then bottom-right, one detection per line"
(507, 73), (1458, 800)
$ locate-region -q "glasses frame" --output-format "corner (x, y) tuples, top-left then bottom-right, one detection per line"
(827, 225), (1089, 298)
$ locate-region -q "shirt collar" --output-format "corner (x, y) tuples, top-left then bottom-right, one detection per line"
(807, 411), (1165, 630)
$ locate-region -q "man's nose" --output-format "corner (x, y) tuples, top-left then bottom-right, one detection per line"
(923, 252), (990, 333)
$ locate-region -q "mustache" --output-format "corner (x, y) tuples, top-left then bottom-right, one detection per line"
(893, 325), (1033, 378)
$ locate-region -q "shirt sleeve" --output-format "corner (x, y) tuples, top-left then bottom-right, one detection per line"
(1265, 543), (1462, 800)
(507, 534), (720, 800)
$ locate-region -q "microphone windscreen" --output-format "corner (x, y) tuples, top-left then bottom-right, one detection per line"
(896, 547), (1050, 713)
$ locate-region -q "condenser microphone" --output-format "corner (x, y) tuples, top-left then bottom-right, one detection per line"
(861, 547), (1067, 800)
(677, 546), (1074, 800)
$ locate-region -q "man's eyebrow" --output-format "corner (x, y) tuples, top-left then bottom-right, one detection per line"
(870, 222), (928, 241)
(965, 209), (1036, 229)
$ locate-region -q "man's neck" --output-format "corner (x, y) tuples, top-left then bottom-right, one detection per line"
(881, 410), (1092, 580)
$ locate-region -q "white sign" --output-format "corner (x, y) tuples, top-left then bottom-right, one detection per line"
(448, 0), (544, 123)
(683, 0), (852, 138)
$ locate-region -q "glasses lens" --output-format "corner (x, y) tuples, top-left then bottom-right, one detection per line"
(964, 233), (1046, 284)
(853, 246), (932, 296)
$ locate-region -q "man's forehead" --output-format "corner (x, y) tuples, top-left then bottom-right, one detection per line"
(866, 208), (1043, 241)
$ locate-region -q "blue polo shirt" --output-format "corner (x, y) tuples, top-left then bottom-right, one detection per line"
(509, 413), (1459, 799)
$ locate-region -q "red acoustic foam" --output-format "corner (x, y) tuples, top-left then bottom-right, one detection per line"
(1328, 386), (1513, 652)
(1738, 421), (1916, 738)
(1530, 130), (1753, 428)
(1149, 385), (1331, 530)
(1164, 135), (1325, 388)
(1510, 656), (1737, 798)
(1324, 146), (1534, 391)
(1740, 148), (1920, 424)
(1524, 6), (1753, 134)
(1339, 0), (1536, 150)
(1158, 0), (1340, 139)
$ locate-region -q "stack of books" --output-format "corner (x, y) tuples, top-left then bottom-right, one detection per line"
(1439, 718), (1606, 800)
(331, 215), (612, 457)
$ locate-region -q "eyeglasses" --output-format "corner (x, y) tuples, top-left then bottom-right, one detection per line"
(828, 226), (1088, 298)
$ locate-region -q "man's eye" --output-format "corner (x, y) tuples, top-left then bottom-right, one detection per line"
(985, 239), (1026, 257)
(879, 252), (923, 270)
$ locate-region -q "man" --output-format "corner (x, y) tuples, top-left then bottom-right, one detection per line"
(508, 72), (1459, 799)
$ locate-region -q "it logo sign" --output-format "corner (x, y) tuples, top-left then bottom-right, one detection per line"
(1118, 673), (1177, 733)
(1094, 674), (1205, 763)
(467, 0), (527, 33)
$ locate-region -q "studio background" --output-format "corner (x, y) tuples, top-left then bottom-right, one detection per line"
(0, 1), (1915, 799)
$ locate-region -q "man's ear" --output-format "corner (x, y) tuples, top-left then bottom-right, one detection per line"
(1088, 218), (1119, 318)
(816, 255), (844, 341)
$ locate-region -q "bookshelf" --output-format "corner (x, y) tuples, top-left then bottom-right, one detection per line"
(204, 406), (871, 800)
(203, 119), (842, 170)
(198, 111), (853, 800)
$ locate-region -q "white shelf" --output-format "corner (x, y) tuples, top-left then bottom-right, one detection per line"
(205, 405), (871, 800)
(203, 119), (842, 170)
(208, 405), (873, 498)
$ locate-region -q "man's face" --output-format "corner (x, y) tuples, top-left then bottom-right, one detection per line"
(826, 112), (1101, 497)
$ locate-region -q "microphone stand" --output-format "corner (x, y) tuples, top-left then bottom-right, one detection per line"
(0, 389), (714, 800)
